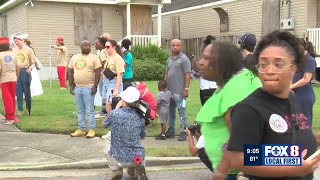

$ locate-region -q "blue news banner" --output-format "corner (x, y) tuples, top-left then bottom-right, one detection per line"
(244, 144), (302, 166)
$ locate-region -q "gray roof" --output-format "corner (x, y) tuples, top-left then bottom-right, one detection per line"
(152, 0), (221, 14)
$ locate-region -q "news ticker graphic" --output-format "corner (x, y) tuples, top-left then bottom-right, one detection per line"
(244, 144), (302, 166)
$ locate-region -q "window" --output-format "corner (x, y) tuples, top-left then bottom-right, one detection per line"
(74, 7), (103, 44)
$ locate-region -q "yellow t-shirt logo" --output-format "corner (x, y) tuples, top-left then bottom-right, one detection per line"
(16, 53), (25, 63)
(75, 59), (87, 70)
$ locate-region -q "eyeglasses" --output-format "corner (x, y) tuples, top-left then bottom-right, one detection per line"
(255, 63), (294, 73)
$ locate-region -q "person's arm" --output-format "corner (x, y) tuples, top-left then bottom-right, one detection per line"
(91, 56), (102, 95)
(291, 56), (316, 89)
(51, 45), (65, 51)
(182, 56), (192, 98)
(103, 111), (113, 128)
(184, 128), (199, 156)
(26, 48), (36, 74)
(68, 57), (75, 95)
(191, 55), (201, 72)
(113, 57), (125, 96)
(290, 72), (313, 89)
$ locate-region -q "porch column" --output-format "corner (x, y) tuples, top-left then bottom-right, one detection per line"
(126, 3), (131, 39)
(157, 4), (162, 47)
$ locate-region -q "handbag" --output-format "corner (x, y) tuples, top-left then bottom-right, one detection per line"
(35, 56), (43, 70)
(103, 68), (117, 80)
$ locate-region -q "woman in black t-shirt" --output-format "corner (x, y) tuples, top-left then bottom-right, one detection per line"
(227, 31), (320, 179)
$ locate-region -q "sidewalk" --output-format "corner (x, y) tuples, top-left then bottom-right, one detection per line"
(0, 114), (200, 171)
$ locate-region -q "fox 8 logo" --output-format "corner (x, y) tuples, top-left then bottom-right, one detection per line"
(265, 145), (300, 157)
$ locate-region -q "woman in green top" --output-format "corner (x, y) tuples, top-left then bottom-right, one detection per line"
(121, 39), (133, 90)
(196, 41), (262, 179)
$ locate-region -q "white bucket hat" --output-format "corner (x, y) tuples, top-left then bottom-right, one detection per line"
(120, 86), (140, 103)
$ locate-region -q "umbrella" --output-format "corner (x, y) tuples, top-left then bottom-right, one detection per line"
(25, 73), (32, 116)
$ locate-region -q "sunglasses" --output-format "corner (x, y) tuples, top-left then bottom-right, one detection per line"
(106, 46), (111, 49)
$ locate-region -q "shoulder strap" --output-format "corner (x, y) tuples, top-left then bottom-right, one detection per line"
(288, 93), (300, 144)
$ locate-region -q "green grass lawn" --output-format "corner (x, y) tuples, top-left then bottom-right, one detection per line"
(2, 80), (320, 137)
(2, 80), (201, 137)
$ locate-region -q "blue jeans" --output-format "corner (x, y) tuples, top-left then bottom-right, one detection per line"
(168, 93), (188, 133)
(74, 87), (95, 130)
(16, 68), (32, 111)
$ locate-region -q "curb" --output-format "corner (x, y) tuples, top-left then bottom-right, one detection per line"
(0, 157), (201, 171)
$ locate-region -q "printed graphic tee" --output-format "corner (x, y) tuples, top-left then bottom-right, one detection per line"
(228, 88), (317, 180)
(14, 46), (36, 68)
(0, 51), (18, 83)
(57, 46), (69, 67)
(68, 53), (101, 88)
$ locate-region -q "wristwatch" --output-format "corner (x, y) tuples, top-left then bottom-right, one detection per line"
(184, 87), (189, 91)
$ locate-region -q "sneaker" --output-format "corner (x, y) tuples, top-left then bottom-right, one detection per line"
(178, 132), (187, 141)
(101, 131), (111, 140)
(155, 133), (166, 140)
(165, 130), (175, 138)
(70, 129), (86, 137)
(60, 87), (66, 89)
(111, 168), (123, 180)
(3, 120), (15, 125)
(95, 112), (106, 119)
(86, 130), (95, 138)
(17, 111), (23, 116)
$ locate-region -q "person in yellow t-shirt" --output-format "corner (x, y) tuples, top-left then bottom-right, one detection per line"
(13, 35), (36, 116)
(51, 37), (68, 89)
(103, 40), (125, 114)
(68, 40), (101, 138)
(0, 37), (20, 125)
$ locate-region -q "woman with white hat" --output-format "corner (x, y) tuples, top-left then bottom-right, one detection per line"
(103, 86), (147, 180)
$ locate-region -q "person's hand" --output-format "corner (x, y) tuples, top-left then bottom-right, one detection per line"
(183, 90), (189, 98)
(194, 72), (201, 78)
(70, 86), (75, 95)
(115, 100), (124, 109)
(26, 68), (32, 74)
(294, 149), (320, 176)
(184, 128), (191, 136)
(112, 89), (119, 97)
(91, 86), (97, 95)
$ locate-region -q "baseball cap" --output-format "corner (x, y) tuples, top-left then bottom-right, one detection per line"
(120, 86), (140, 103)
(57, 37), (64, 42)
(238, 33), (256, 47)
(0, 37), (9, 45)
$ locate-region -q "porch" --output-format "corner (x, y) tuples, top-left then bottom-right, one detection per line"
(307, 28), (320, 66)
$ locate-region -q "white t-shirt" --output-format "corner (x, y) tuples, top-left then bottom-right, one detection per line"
(200, 77), (217, 90)
(196, 135), (205, 149)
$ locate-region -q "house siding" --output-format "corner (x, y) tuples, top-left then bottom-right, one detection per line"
(5, 4), (27, 36)
(154, 0), (313, 42)
(280, 0), (308, 38)
(153, 0), (263, 41)
(26, 1), (123, 67)
(307, 0), (318, 29)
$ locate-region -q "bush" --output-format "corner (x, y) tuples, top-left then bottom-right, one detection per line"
(133, 59), (165, 81)
(131, 44), (169, 66)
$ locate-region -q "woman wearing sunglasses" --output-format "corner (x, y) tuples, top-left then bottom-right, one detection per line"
(227, 31), (319, 179)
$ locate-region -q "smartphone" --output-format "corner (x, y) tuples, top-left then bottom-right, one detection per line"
(306, 148), (320, 161)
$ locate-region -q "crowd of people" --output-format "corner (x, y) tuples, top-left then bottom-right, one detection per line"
(0, 29), (319, 180)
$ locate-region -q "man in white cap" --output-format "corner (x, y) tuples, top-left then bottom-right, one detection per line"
(103, 86), (146, 179)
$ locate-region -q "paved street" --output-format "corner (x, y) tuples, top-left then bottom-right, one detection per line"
(0, 164), (212, 180)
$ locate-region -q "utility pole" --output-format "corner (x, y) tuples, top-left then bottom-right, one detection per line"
(261, 0), (280, 36)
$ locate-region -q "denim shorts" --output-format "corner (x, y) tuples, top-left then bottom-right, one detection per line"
(102, 77), (123, 103)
